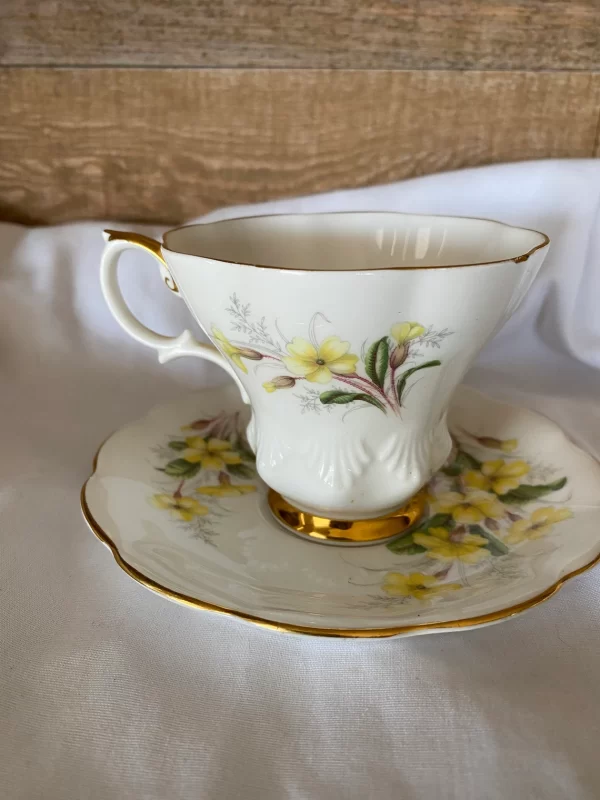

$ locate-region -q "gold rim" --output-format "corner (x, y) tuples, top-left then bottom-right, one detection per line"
(162, 212), (550, 272)
(81, 443), (600, 638)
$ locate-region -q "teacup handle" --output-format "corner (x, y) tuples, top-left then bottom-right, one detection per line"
(100, 229), (248, 401)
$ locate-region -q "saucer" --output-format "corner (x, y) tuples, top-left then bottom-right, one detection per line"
(81, 384), (600, 638)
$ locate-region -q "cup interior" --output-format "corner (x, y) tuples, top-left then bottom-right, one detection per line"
(164, 212), (548, 271)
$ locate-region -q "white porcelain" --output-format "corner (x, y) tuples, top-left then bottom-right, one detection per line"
(100, 213), (549, 520)
(82, 384), (600, 638)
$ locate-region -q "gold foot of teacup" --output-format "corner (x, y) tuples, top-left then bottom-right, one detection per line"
(268, 490), (426, 546)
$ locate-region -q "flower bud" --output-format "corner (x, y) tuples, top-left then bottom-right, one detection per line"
(183, 418), (212, 431)
(389, 343), (409, 370)
(262, 376), (296, 393)
(475, 436), (517, 453)
(237, 346), (263, 361)
(272, 375), (296, 388)
(218, 471), (232, 486)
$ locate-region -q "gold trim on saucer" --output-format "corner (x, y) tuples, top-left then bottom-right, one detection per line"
(267, 489), (425, 544)
(81, 439), (600, 639)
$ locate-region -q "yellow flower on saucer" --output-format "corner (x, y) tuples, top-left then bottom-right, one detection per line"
(151, 493), (209, 522)
(435, 490), (506, 524)
(390, 321), (425, 344)
(464, 459), (530, 495)
(282, 336), (359, 384)
(197, 483), (256, 497)
(382, 571), (461, 600)
(182, 437), (241, 470)
(506, 507), (572, 544)
(413, 527), (490, 564)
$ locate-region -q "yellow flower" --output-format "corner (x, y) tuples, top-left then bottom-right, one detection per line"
(282, 336), (359, 384)
(197, 483), (256, 497)
(382, 571), (461, 600)
(413, 527), (490, 564)
(390, 321), (426, 344)
(212, 327), (247, 372)
(151, 493), (209, 522)
(506, 507), (572, 544)
(435, 490), (506, 524)
(182, 437), (241, 470)
(211, 327), (261, 373)
(464, 459), (530, 495)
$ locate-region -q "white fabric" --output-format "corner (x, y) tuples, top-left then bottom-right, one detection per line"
(2, 159), (600, 800)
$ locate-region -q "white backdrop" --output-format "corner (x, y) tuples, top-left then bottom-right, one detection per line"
(2, 160), (600, 799)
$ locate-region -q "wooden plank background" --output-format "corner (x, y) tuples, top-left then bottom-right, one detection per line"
(2, 68), (600, 225)
(2, 0), (599, 70)
(1, 1), (599, 224)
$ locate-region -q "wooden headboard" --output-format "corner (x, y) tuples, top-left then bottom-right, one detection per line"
(1, 1), (599, 225)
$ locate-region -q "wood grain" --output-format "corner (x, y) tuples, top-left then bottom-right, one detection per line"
(1, 0), (599, 71)
(1, 68), (599, 225)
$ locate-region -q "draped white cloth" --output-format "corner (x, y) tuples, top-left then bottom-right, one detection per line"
(2, 160), (600, 799)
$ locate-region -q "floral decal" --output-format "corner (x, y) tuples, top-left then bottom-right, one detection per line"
(151, 493), (209, 522)
(369, 433), (572, 605)
(412, 526), (491, 564)
(147, 406), (572, 602)
(464, 459), (530, 495)
(211, 294), (453, 415)
(282, 336), (359, 384)
(506, 507), (572, 544)
(381, 572), (461, 600)
(149, 410), (257, 542)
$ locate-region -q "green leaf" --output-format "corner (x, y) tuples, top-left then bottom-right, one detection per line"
(396, 360), (441, 403)
(441, 465), (461, 477)
(442, 449), (481, 475)
(457, 450), (481, 470)
(396, 542), (427, 555)
(319, 390), (385, 412)
(469, 524), (509, 556)
(227, 463), (255, 479)
(403, 544), (427, 554)
(364, 336), (390, 388)
(385, 513), (453, 553)
(168, 440), (187, 451)
(238, 446), (256, 463)
(386, 534), (426, 554)
(498, 477), (567, 504)
(163, 458), (201, 478)
(413, 513), (454, 533)
(354, 394), (386, 411)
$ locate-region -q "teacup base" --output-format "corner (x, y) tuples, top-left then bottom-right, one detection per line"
(267, 490), (426, 546)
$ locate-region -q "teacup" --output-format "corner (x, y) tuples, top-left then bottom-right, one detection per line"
(100, 212), (549, 544)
